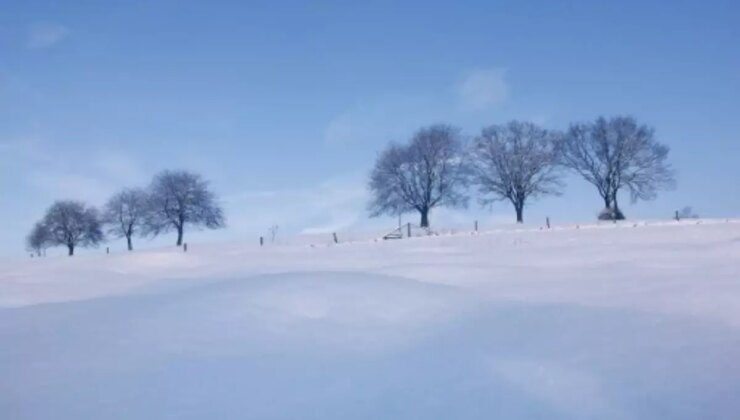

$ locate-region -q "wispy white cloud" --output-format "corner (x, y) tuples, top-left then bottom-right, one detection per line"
(324, 67), (512, 146)
(1, 137), (148, 205)
(456, 68), (509, 110)
(26, 23), (70, 49)
(323, 93), (444, 145)
(323, 112), (359, 146)
(223, 173), (370, 237)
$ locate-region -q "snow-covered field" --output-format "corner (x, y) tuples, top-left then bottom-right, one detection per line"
(1, 219), (739, 419)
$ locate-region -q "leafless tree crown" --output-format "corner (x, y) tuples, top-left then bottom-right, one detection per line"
(26, 222), (51, 256)
(559, 116), (674, 218)
(471, 121), (561, 223)
(145, 170), (225, 246)
(368, 124), (468, 227)
(102, 188), (149, 251)
(39, 200), (104, 256)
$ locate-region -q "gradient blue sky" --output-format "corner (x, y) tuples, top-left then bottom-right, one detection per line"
(1, 0), (738, 257)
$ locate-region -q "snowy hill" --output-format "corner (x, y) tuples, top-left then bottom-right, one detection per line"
(2, 219), (740, 419)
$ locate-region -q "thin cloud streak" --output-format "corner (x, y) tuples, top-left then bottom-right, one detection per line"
(223, 173), (370, 237)
(26, 23), (69, 49)
(456, 68), (509, 110)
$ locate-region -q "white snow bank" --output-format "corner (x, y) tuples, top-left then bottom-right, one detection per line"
(1, 220), (739, 418)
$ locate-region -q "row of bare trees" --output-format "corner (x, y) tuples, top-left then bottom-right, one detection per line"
(369, 116), (675, 227)
(27, 170), (225, 256)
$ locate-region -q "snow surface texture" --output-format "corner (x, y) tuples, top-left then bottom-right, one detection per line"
(1, 220), (739, 419)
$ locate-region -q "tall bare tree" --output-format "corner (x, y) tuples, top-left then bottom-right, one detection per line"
(145, 170), (225, 246)
(39, 200), (104, 256)
(368, 124), (468, 228)
(26, 221), (51, 257)
(471, 121), (562, 223)
(103, 188), (149, 251)
(559, 116), (674, 219)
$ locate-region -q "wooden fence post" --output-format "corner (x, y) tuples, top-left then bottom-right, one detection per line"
(332, 232), (338, 244)
(546, 217), (551, 229)
(675, 210), (680, 221)
(260, 236), (264, 246)
(183, 243), (188, 252)
(474, 220), (478, 232)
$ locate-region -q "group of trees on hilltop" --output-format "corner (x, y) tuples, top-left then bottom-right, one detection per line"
(27, 170), (225, 256)
(368, 116), (675, 227)
(25, 115), (675, 255)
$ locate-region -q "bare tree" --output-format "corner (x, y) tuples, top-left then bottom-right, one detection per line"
(39, 200), (104, 256)
(26, 222), (51, 257)
(145, 170), (225, 246)
(368, 124), (468, 228)
(103, 188), (149, 251)
(559, 116), (674, 220)
(268, 224), (279, 243)
(470, 121), (562, 223)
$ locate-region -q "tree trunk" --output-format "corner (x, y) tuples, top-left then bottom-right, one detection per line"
(515, 204), (524, 224)
(127, 235), (133, 251)
(420, 208), (429, 228)
(612, 195), (625, 220)
(67, 244), (74, 256)
(176, 226), (184, 246)
(603, 195), (612, 209)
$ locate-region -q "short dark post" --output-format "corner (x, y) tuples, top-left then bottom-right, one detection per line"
(474, 220), (478, 232)
(106, 247), (110, 254)
(546, 217), (551, 229)
(183, 243), (188, 252)
(407, 223), (411, 238)
(332, 232), (338, 244)
(260, 236), (264, 246)
(675, 210), (680, 221)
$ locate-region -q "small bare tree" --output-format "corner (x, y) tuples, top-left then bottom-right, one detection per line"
(368, 124), (468, 228)
(26, 222), (51, 257)
(470, 121), (562, 223)
(559, 116), (674, 220)
(103, 188), (149, 251)
(39, 200), (104, 256)
(145, 170), (225, 246)
(268, 224), (279, 243)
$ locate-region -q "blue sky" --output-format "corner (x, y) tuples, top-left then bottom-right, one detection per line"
(1, 0), (738, 257)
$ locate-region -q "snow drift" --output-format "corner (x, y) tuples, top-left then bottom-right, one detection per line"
(1, 220), (739, 419)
